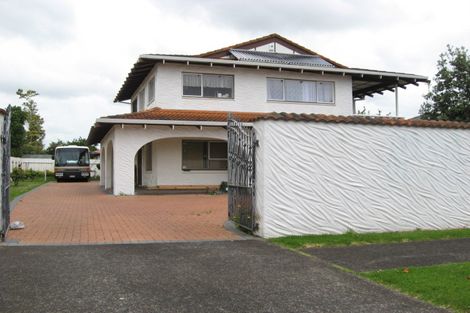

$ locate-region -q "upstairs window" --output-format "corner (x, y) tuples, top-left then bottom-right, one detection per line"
(138, 88), (146, 111)
(147, 77), (155, 104)
(267, 78), (334, 103)
(182, 140), (227, 170)
(183, 73), (234, 99)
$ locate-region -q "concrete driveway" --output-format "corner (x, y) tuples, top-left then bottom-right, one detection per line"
(0, 240), (446, 313)
(8, 182), (238, 244)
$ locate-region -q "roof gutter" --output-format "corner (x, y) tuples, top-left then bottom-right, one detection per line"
(140, 54), (429, 81)
(95, 118), (248, 127)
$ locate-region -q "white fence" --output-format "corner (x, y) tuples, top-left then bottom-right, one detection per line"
(10, 157), (101, 177)
(11, 157), (54, 172)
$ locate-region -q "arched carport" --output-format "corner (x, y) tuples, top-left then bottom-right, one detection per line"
(87, 108), (263, 196)
(104, 124), (227, 195)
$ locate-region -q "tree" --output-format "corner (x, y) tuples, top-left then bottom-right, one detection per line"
(419, 45), (470, 121)
(10, 105), (27, 157)
(17, 89), (45, 154)
(45, 137), (96, 155)
(44, 139), (66, 155)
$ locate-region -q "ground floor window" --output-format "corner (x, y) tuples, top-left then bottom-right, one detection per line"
(182, 140), (227, 170)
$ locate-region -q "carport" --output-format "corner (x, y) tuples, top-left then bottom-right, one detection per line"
(87, 108), (263, 195)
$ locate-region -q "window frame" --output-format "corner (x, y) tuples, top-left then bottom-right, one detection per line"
(147, 76), (155, 104)
(181, 140), (228, 171)
(182, 72), (235, 99)
(138, 88), (146, 111)
(266, 77), (335, 104)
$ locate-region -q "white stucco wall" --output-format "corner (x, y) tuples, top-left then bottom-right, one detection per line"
(132, 63), (353, 116)
(101, 125), (227, 195)
(254, 120), (470, 238)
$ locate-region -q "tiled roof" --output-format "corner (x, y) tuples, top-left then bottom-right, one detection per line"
(229, 49), (335, 67)
(88, 108), (470, 145)
(104, 107), (265, 122)
(258, 112), (470, 129)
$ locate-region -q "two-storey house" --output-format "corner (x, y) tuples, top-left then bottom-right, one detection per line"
(87, 34), (428, 195)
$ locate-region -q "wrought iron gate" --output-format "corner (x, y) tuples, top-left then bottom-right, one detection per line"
(227, 117), (257, 231)
(1, 106), (11, 241)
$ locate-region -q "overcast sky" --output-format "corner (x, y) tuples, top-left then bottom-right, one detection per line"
(1, 0), (469, 145)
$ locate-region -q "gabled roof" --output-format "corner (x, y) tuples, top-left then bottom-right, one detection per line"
(198, 33), (347, 68)
(113, 34), (428, 102)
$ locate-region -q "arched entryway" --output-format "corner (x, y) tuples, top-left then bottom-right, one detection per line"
(133, 137), (228, 195)
(104, 124), (227, 195)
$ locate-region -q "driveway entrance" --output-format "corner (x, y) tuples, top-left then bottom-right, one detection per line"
(7, 182), (238, 244)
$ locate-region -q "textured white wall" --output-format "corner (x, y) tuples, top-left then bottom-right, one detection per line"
(132, 63), (353, 115)
(255, 120), (470, 238)
(102, 125), (227, 195)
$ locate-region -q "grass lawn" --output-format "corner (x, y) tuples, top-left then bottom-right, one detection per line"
(269, 229), (470, 249)
(9, 177), (53, 201)
(362, 262), (470, 313)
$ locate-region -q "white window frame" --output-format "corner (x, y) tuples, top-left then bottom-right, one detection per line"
(138, 88), (146, 111)
(147, 76), (155, 104)
(267, 78), (335, 104)
(181, 140), (227, 171)
(182, 72), (234, 99)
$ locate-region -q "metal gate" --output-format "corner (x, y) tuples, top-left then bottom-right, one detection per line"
(227, 117), (257, 231)
(1, 106), (11, 241)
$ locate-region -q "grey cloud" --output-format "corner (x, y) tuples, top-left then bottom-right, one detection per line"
(0, 0), (75, 43)
(153, 0), (405, 34)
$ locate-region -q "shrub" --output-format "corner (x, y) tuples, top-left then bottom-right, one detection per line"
(219, 181), (228, 192)
(11, 167), (53, 185)
(11, 167), (25, 186)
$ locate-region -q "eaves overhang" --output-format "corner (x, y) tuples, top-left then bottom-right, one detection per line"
(114, 54), (429, 103)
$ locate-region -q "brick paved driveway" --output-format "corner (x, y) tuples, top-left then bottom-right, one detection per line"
(8, 182), (238, 244)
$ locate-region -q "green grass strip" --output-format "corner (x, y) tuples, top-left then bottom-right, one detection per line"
(362, 262), (470, 313)
(269, 229), (470, 249)
(9, 177), (53, 201)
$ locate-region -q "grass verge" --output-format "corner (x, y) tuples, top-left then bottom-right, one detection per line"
(9, 177), (53, 201)
(269, 229), (470, 249)
(362, 262), (470, 313)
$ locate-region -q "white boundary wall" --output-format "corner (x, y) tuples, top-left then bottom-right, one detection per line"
(10, 157), (100, 177)
(254, 120), (470, 238)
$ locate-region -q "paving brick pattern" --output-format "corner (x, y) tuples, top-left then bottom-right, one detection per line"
(8, 182), (238, 244)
